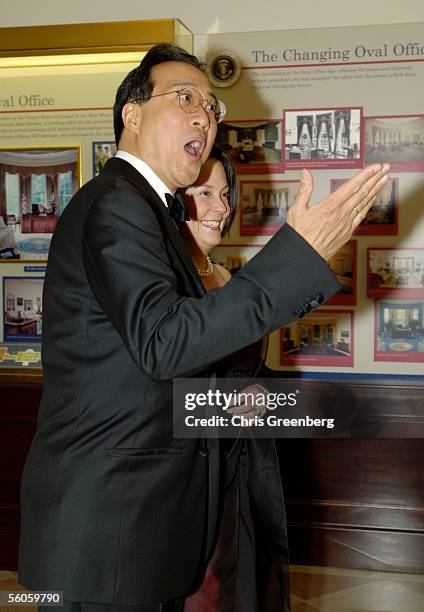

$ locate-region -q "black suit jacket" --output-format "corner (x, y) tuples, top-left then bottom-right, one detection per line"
(19, 157), (339, 605)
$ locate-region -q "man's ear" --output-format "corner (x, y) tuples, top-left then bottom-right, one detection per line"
(121, 102), (141, 134)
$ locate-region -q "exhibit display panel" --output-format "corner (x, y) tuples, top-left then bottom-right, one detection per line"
(196, 22), (424, 377)
(0, 19), (191, 378)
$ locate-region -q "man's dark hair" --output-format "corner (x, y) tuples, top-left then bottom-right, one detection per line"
(113, 43), (206, 146)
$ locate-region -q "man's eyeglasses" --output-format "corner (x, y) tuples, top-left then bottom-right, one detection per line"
(136, 87), (226, 124)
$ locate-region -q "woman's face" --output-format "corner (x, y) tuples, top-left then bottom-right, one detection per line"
(183, 158), (230, 253)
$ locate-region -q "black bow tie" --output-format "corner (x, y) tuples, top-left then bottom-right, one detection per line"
(165, 192), (189, 222)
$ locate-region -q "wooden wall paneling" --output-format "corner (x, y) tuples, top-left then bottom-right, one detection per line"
(276, 378), (424, 573)
(0, 378), (423, 572)
(0, 381), (41, 570)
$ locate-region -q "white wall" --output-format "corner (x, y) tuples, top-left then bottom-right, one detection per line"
(1, 0), (424, 33)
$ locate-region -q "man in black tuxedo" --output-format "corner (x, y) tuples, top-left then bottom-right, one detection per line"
(19, 44), (389, 611)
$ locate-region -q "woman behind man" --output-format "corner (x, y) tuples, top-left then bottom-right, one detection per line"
(179, 146), (235, 290)
(179, 147), (290, 612)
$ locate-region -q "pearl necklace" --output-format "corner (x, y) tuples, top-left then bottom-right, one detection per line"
(196, 255), (214, 277)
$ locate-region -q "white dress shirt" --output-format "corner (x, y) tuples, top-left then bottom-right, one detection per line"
(115, 150), (171, 207)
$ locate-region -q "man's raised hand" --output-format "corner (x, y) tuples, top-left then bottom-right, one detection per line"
(287, 163), (390, 261)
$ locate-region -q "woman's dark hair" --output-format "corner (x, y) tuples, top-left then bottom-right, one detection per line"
(184, 145), (238, 235)
(113, 43), (206, 146)
(179, 145), (240, 236)
(210, 146), (239, 235)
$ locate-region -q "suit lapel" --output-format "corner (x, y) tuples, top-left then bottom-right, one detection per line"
(102, 163), (220, 549)
(102, 158), (206, 297)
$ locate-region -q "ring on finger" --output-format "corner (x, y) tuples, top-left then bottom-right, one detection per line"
(353, 205), (360, 216)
